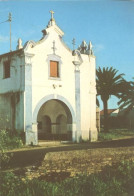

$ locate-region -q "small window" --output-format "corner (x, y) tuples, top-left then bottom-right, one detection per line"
(50, 61), (59, 78)
(3, 61), (10, 79)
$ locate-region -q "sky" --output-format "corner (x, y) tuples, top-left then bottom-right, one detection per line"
(0, 1), (134, 110)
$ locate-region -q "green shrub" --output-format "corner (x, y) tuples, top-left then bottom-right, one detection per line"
(98, 129), (134, 141)
(0, 130), (23, 151)
(0, 130), (23, 168)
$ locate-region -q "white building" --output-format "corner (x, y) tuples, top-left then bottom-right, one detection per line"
(0, 11), (97, 145)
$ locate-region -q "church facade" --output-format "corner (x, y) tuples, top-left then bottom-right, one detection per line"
(0, 12), (97, 145)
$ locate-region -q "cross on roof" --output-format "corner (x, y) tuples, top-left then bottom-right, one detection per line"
(50, 10), (54, 20)
(52, 40), (57, 54)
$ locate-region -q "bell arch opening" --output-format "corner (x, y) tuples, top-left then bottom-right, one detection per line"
(37, 99), (72, 140)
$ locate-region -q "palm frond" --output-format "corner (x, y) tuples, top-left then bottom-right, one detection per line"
(118, 79), (134, 112)
(96, 66), (126, 102)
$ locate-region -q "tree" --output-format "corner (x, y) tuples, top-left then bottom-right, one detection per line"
(96, 67), (127, 132)
(118, 78), (134, 112)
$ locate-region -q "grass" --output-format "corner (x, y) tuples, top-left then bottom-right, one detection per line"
(1, 129), (134, 195)
(98, 129), (134, 141)
(1, 160), (134, 196)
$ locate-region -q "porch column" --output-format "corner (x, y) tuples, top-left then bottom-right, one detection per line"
(24, 53), (38, 145)
(89, 84), (98, 142)
(72, 123), (77, 142)
(74, 62), (81, 142)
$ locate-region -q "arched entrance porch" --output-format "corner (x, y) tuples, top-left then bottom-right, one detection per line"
(33, 95), (76, 142)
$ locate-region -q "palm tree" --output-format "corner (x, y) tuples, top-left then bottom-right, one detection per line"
(118, 78), (134, 112)
(96, 67), (127, 132)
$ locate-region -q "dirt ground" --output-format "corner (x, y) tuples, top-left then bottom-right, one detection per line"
(15, 146), (134, 181)
(3, 139), (134, 181)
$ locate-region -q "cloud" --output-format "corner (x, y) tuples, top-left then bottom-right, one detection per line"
(0, 34), (17, 43)
(0, 0), (8, 2)
(0, 35), (9, 42)
(94, 44), (105, 53)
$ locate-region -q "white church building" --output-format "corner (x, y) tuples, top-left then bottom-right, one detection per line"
(0, 11), (97, 145)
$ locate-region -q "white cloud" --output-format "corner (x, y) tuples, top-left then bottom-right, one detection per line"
(94, 44), (105, 53)
(0, 34), (17, 43)
(0, 34), (9, 42)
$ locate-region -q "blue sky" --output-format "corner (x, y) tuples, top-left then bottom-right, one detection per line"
(0, 1), (134, 109)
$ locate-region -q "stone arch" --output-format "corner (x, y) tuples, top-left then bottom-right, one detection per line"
(33, 94), (76, 124)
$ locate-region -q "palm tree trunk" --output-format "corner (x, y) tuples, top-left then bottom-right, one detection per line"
(103, 99), (109, 132)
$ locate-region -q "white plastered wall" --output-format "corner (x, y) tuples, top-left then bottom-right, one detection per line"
(25, 29), (76, 122)
(80, 54), (97, 141)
